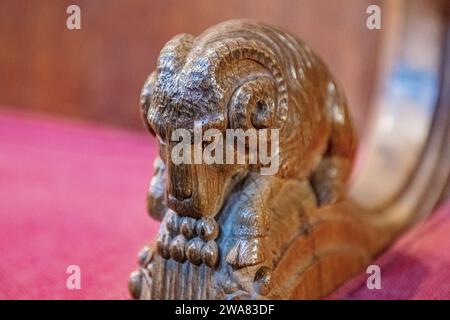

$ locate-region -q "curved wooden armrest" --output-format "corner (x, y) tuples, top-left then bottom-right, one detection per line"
(129, 1), (450, 300)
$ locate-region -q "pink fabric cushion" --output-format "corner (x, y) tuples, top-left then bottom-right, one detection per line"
(0, 108), (449, 299)
(0, 108), (158, 299)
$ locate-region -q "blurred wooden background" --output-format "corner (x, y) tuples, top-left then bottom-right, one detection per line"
(0, 0), (383, 131)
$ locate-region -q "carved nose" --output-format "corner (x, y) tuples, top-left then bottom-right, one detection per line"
(168, 163), (193, 200)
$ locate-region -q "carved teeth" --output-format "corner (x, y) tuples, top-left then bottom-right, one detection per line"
(166, 211), (180, 235)
(156, 233), (171, 259)
(185, 238), (204, 265)
(128, 270), (143, 299)
(196, 217), (219, 241)
(201, 240), (219, 267)
(169, 235), (187, 262)
(180, 216), (196, 239)
(161, 214), (220, 266)
(138, 246), (153, 267)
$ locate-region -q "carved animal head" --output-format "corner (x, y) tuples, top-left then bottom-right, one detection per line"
(140, 21), (291, 219)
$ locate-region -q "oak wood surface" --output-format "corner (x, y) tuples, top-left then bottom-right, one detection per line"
(129, 1), (450, 299)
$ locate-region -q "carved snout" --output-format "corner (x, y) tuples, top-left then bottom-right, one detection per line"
(167, 162), (193, 201)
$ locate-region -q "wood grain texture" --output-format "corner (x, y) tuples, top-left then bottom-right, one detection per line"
(129, 19), (368, 300)
(129, 1), (450, 298)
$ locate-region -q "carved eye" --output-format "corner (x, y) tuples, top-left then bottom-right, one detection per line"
(140, 102), (156, 137)
(251, 101), (272, 129)
(140, 87), (151, 113)
(139, 71), (158, 136)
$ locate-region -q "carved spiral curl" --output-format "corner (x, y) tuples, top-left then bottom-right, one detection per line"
(141, 34), (289, 132)
(205, 38), (288, 128)
(228, 76), (277, 129)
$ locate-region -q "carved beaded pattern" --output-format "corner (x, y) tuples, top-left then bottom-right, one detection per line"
(180, 216), (196, 239)
(160, 213), (220, 268)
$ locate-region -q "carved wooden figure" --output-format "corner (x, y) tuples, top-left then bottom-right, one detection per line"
(129, 17), (450, 299)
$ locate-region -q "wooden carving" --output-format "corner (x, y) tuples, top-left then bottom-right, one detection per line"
(129, 16), (450, 299)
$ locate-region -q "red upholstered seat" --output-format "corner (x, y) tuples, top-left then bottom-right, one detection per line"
(0, 108), (158, 299)
(0, 108), (448, 299)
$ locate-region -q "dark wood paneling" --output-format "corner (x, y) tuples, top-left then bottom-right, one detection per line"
(0, 0), (382, 130)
